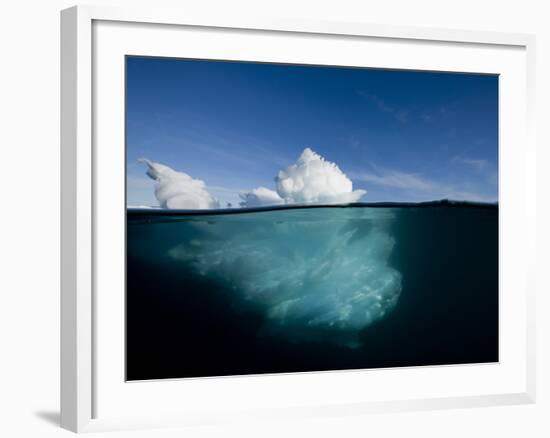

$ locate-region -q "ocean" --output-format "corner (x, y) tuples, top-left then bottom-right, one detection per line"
(126, 201), (498, 380)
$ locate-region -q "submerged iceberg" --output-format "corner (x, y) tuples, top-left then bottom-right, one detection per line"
(166, 207), (402, 347)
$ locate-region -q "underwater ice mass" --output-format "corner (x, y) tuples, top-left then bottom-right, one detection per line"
(166, 209), (402, 347)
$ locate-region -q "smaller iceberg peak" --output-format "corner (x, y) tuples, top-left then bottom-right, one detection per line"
(139, 158), (220, 210)
(239, 187), (284, 208)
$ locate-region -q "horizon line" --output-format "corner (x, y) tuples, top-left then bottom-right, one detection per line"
(127, 198), (498, 216)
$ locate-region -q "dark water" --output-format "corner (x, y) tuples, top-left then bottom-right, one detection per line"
(126, 202), (498, 381)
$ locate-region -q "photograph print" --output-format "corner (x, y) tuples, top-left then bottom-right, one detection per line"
(126, 56), (498, 381)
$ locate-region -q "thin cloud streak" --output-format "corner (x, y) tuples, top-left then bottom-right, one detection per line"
(452, 156), (490, 171)
(351, 169), (436, 192)
(357, 91), (409, 124)
(349, 167), (497, 203)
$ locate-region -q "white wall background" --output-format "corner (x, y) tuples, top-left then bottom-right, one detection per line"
(0, 0), (547, 436)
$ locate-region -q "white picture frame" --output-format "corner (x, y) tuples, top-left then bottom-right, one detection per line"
(60, 4), (537, 433)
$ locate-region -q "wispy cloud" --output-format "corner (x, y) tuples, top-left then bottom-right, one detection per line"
(451, 156), (498, 194)
(452, 156), (490, 172)
(357, 91), (409, 123)
(191, 143), (259, 168)
(358, 92), (462, 126)
(419, 102), (460, 125)
(358, 91), (394, 112)
(349, 165), (497, 202)
(351, 169), (436, 191)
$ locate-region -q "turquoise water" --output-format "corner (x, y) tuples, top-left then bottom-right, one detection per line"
(126, 202), (498, 380)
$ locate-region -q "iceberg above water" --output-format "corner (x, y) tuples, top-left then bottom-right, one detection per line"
(270, 147), (366, 206)
(139, 158), (221, 209)
(140, 148), (366, 210)
(238, 186), (284, 207)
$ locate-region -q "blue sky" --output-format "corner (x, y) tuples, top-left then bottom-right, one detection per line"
(126, 56), (498, 206)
